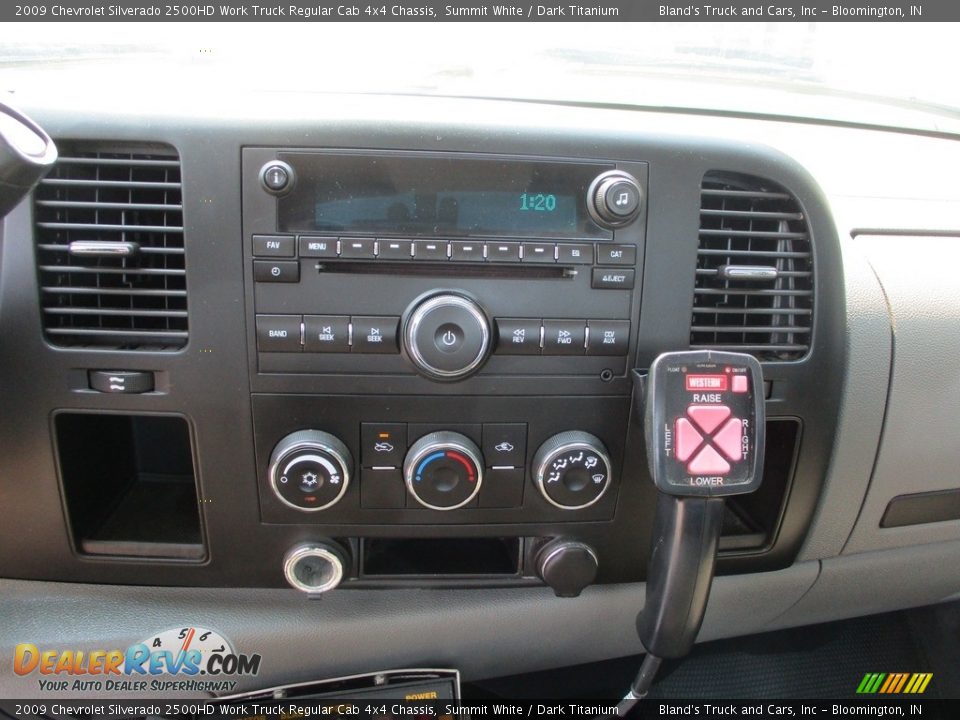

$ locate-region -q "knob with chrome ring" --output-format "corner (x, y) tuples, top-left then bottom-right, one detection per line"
(404, 431), (484, 510)
(268, 430), (352, 511)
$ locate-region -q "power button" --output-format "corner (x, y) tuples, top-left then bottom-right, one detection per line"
(403, 293), (491, 381)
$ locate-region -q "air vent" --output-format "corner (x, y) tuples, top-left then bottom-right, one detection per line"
(691, 171), (813, 361)
(33, 142), (187, 350)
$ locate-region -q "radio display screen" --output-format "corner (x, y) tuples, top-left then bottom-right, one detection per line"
(276, 153), (613, 239)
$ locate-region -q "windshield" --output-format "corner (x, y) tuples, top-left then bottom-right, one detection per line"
(2, 22), (958, 133)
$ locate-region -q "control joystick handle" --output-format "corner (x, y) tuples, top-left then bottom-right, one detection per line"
(636, 350), (765, 661)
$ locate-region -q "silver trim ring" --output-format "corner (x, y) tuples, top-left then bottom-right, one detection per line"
(403, 294), (490, 380)
(269, 440), (351, 512)
(283, 545), (344, 594)
(404, 439), (484, 511)
(535, 442), (613, 511)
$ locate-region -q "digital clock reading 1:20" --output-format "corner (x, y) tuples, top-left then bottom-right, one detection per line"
(520, 192), (558, 212)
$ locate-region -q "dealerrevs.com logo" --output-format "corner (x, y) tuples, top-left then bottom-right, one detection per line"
(14, 626), (261, 693)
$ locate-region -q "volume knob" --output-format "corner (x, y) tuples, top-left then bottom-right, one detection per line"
(402, 293), (491, 381)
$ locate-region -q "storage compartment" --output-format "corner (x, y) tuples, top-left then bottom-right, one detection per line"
(719, 419), (801, 552)
(361, 537), (521, 577)
(54, 413), (204, 560)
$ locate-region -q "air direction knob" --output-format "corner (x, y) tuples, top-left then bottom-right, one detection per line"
(533, 431), (612, 510)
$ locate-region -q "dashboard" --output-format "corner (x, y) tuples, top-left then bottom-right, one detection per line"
(1, 88), (959, 695)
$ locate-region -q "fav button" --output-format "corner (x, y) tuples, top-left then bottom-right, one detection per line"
(252, 235), (295, 258)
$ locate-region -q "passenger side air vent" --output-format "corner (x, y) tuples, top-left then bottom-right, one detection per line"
(691, 171), (812, 361)
(33, 143), (187, 350)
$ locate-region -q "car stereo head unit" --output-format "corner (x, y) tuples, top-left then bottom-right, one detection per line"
(242, 149), (647, 383)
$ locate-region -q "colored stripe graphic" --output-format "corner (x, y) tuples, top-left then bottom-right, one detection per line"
(857, 672), (932, 694)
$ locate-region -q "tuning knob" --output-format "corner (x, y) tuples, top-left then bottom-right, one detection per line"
(268, 430), (352, 511)
(404, 431), (484, 510)
(533, 431), (612, 510)
(587, 170), (643, 228)
(536, 539), (599, 598)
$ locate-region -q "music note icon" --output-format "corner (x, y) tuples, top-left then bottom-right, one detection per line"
(615, 191), (630, 206)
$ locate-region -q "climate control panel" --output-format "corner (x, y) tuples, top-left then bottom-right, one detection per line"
(254, 394), (631, 525)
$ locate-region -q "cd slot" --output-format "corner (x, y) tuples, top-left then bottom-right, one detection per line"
(316, 261), (575, 280)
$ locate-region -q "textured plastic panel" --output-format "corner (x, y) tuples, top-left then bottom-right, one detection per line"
(844, 236), (960, 554)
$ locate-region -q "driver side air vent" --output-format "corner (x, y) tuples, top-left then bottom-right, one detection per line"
(33, 142), (187, 350)
(691, 171), (813, 361)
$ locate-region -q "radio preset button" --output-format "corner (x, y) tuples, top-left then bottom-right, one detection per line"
(256, 314), (302, 352)
(299, 236), (338, 258)
(522, 242), (556, 263)
(254, 260), (300, 283)
(557, 243), (593, 264)
(253, 234), (295, 258)
(377, 239), (413, 260)
(486, 242), (522, 262)
(304, 315), (350, 353)
(591, 268), (635, 290)
(596, 244), (637, 266)
(339, 238), (376, 259)
(542, 320), (586, 355)
(495, 318), (542, 355)
(586, 320), (631, 356)
(413, 240), (449, 261)
(352, 316), (399, 354)
(450, 241), (484, 262)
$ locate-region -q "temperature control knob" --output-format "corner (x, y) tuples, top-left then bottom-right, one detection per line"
(533, 431), (612, 510)
(404, 431), (484, 510)
(587, 170), (643, 228)
(268, 430), (352, 511)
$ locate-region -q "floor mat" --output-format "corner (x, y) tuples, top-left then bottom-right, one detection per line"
(470, 609), (945, 703)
